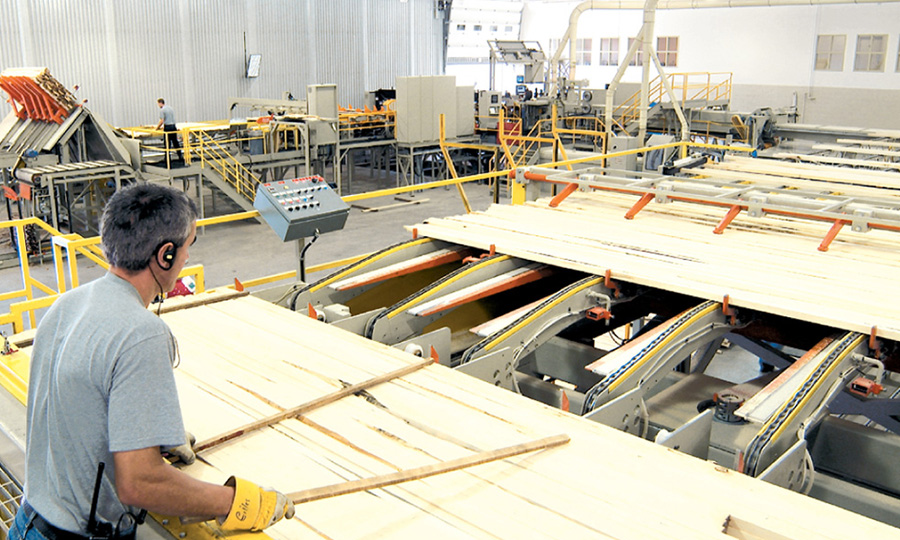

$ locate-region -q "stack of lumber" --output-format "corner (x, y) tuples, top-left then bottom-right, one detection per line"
(150, 296), (897, 538)
(699, 154), (900, 192)
(411, 188), (900, 341)
(773, 152), (900, 171)
(0, 67), (78, 112)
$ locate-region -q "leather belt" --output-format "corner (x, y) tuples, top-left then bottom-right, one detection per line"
(21, 501), (91, 540)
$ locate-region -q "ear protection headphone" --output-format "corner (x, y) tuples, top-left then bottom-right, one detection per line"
(155, 241), (178, 271)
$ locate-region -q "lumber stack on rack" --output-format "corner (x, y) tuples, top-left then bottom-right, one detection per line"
(704, 154), (900, 190)
(0, 67), (78, 123)
(132, 297), (896, 538)
(411, 190), (900, 341)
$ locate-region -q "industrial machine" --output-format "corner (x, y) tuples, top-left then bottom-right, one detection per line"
(268, 155), (900, 527)
(0, 68), (136, 236)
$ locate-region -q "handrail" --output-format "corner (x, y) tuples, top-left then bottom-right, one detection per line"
(194, 130), (261, 202)
(613, 72), (732, 132)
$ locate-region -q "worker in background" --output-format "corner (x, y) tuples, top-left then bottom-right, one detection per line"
(9, 184), (294, 540)
(156, 98), (183, 164)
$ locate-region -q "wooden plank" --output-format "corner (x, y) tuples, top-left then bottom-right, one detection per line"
(151, 297), (898, 540)
(17, 293), (886, 539)
(811, 143), (900, 158)
(709, 155), (900, 189)
(772, 152), (900, 171)
(193, 356), (435, 453)
(287, 434), (569, 504)
(682, 166), (900, 201)
(410, 193), (900, 341)
(835, 138), (900, 149)
(158, 288), (249, 314)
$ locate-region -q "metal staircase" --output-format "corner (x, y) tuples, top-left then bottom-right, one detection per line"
(193, 130), (260, 212)
(613, 72), (732, 135)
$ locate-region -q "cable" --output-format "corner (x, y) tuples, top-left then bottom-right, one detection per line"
(149, 266), (181, 368)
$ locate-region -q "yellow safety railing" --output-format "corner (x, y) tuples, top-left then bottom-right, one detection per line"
(0, 217), (206, 334)
(121, 120), (269, 168)
(193, 130), (262, 202)
(614, 72), (733, 132)
(496, 109), (557, 171)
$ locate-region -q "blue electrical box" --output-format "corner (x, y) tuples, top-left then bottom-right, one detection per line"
(253, 176), (349, 242)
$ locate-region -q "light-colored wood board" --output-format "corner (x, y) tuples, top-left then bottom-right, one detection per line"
(411, 193), (900, 340)
(773, 152), (900, 171)
(812, 143), (900, 158)
(835, 138), (900, 149)
(710, 155), (900, 189)
(682, 166), (900, 201)
(141, 296), (900, 539)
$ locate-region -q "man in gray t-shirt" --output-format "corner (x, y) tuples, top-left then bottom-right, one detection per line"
(9, 184), (294, 540)
(156, 98), (182, 163)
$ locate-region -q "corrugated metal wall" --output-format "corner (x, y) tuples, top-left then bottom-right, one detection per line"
(0, 0), (444, 127)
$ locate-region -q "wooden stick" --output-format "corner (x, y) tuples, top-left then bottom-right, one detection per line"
(193, 357), (434, 453)
(180, 433), (569, 525)
(287, 433), (570, 504)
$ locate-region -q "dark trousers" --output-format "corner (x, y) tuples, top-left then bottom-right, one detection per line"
(163, 124), (182, 161)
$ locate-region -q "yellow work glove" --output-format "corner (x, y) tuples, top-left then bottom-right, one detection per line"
(218, 476), (295, 531)
(161, 431), (196, 465)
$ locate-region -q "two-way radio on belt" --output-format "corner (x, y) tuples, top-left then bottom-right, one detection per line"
(87, 462), (146, 540)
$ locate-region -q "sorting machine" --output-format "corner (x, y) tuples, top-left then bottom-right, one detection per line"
(273, 164), (900, 527)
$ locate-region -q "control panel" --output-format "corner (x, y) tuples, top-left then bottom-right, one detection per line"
(253, 176), (349, 242)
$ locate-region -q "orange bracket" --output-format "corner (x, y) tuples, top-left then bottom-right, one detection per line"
(549, 182), (578, 208)
(714, 205), (743, 235)
(625, 193), (654, 220)
(233, 277), (244, 292)
(561, 390), (570, 413)
(430, 345), (439, 365)
(464, 244), (496, 263)
(586, 307), (612, 321)
(412, 227), (418, 239)
(818, 219), (847, 252)
(307, 303), (318, 319)
(604, 269), (620, 298)
(869, 326), (881, 357)
(2, 186), (17, 201)
(722, 295), (737, 325)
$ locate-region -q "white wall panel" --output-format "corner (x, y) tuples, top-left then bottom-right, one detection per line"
(0, 0), (444, 127)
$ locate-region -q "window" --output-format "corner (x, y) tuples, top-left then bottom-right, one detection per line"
(599, 38), (619, 66)
(657, 36), (678, 67)
(815, 35), (845, 71)
(473, 24), (482, 31)
(854, 34), (887, 71)
(490, 25), (498, 32)
(505, 25), (513, 33)
(456, 24), (465, 31)
(576, 38), (592, 65)
(628, 38), (644, 66)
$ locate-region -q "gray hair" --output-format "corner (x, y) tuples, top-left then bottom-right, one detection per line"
(100, 183), (198, 272)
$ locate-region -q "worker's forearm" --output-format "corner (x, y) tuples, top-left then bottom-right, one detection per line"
(114, 450), (234, 517)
